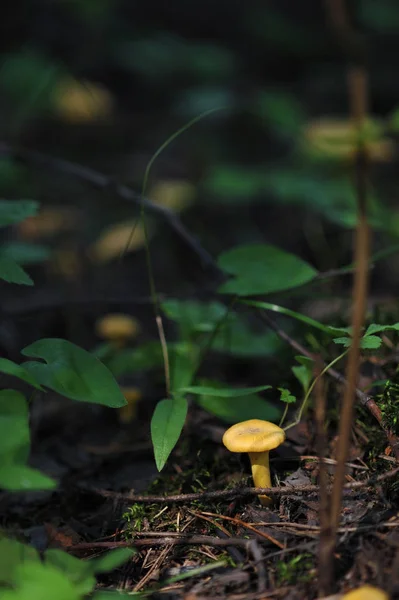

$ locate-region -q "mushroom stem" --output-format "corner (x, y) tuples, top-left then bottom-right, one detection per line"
(248, 451), (272, 506)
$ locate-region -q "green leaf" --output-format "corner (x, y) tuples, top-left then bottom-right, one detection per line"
(162, 299), (282, 358)
(91, 548), (135, 574)
(364, 323), (399, 336)
(162, 299), (227, 336)
(21, 339), (127, 407)
(1, 561), (80, 600)
(181, 384), (272, 397)
(0, 358), (43, 390)
(218, 244), (317, 296)
(151, 396), (188, 471)
(333, 335), (382, 349)
(0, 390), (30, 463)
(44, 550), (95, 595)
(170, 343), (197, 393)
(255, 90), (305, 135)
(0, 242), (50, 265)
(0, 256), (33, 285)
(242, 300), (340, 334)
(204, 165), (267, 202)
(105, 342), (165, 377)
(0, 464), (55, 491)
(278, 387), (296, 404)
(0, 537), (39, 586)
(0, 200), (39, 227)
(292, 365), (312, 393)
(193, 380), (281, 424)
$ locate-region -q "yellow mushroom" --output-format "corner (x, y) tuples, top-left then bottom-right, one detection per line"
(119, 387), (142, 424)
(95, 314), (140, 348)
(342, 585), (388, 600)
(222, 419), (285, 507)
(303, 117), (394, 163)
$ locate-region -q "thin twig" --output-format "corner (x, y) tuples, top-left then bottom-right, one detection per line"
(76, 465), (399, 503)
(68, 535), (257, 551)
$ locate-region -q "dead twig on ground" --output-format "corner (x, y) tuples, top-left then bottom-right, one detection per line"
(76, 465), (399, 503)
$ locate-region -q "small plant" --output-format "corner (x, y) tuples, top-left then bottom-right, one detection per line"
(275, 553), (314, 586)
(0, 200), (133, 597)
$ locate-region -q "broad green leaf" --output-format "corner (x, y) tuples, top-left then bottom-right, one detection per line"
(151, 396), (188, 471)
(162, 299), (227, 336)
(162, 299), (282, 357)
(0, 464), (55, 491)
(193, 380), (281, 424)
(91, 548), (135, 574)
(0, 390), (30, 462)
(0, 256), (33, 285)
(218, 244), (317, 296)
(44, 550), (95, 595)
(211, 318), (282, 357)
(0, 242), (50, 265)
(21, 339), (126, 407)
(278, 387), (296, 404)
(292, 365), (312, 393)
(1, 561), (80, 600)
(0, 200), (39, 227)
(181, 384), (272, 397)
(105, 342), (165, 377)
(0, 358), (43, 390)
(0, 537), (39, 586)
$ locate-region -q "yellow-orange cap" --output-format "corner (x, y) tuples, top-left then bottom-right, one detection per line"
(222, 419), (285, 453)
(95, 314), (140, 341)
(342, 586), (389, 600)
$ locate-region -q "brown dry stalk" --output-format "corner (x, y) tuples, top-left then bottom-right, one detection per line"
(323, 0), (371, 591)
(315, 363), (332, 597)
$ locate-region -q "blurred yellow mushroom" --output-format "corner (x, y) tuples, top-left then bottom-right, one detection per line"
(148, 179), (195, 213)
(18, 207), (79, 240)
(53, 77), (113, 123)
(50, 247), (82, 281)
(303, 117), (394, 163)
(341, 585), (388, 600)
(118, 386), (142, 424)
(95, 313), (140, 348)
(88, 221), (150, 263)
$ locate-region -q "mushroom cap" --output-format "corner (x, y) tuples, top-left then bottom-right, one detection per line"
(342, 585), (388, 600)
(121, 386), (142, 404)
(95, 314), (140, 340)
(222, 419), (285, 453)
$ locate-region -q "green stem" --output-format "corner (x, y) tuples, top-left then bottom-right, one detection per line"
(284, 350), (349, 431)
